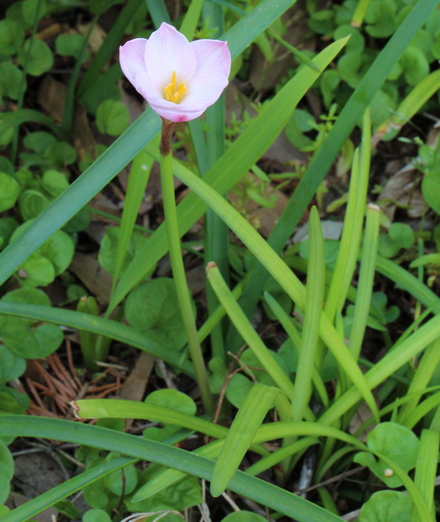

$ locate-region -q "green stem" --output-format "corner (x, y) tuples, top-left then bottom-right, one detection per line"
(160, 138), (213, 413)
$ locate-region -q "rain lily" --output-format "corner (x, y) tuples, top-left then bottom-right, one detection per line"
(119, 23), (231, 122)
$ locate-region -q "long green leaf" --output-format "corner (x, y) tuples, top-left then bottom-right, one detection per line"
(0, 416), (341, 522)
(292, 206), (325, 421)
(210, 383), (279, 497)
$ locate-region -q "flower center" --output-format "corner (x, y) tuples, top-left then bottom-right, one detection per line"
(164, 71), (187, 104)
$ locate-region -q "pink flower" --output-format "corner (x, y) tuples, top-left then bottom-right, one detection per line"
(119, 23), (231, 123)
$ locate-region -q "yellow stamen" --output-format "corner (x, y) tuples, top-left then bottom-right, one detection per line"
(164, 71), (186, 104)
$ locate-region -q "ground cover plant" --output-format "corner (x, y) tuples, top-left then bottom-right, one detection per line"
(1, 0), (440, 520)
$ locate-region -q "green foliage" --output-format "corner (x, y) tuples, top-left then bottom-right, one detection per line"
(98, 227), (149, 276)
(354, 422), (419, 488)
(96, 100), (130, 136)
(378, 223), (415, 258)
(0, 288), (63, 359)
(125, 278), (191, 351)
(359, 490), (412, 521)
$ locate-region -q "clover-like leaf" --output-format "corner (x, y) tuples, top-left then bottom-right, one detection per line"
(422, 171), (440, 215)
(0, 345), (26, 385)
(125, 278), (190, 351)
(0, 288), (63, 359)
(0, 20), (24, 57)
(96, 100), (130, 136)
(359, 490), (411, 522)
(0, 172), (20, 213)
(399, 46), (430, 86)
(354, 422), (419, 488)
(378, 223), (414, 258)
(365, 0), (397, 38)
(18, 38), (53, 76)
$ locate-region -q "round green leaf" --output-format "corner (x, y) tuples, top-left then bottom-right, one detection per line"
(378, 223), (415, 258)
(422, 171), (440, 214)
(18, 254), (56, 287)
(354, 422), (419, 488)
(55, 33), (88, 61)
(19, 189), (49, 220)
(0, 172), (20, 212)
(42, 170), (69, 197)
(18, 38), (53, 76)
(83, 509), (112, 522)
(0, 63), (25, 102)
(399, 46), (430, 86)
(145, 389), (197, 417)
(98, 226), (148, 276)
(0, 217), (19, 250)
(0, 287), (63, 359)
(0, 345), (26, 384)
(21, 0), (47, 25)
(103, 453), (138, 495)
(365, 0), (397, 38)
(0, 157), (14, 176)
(0, 20), (25, 57)
(23, 131), (56, 154)
(359, 490), (411, 522)
(96, 100), (130, 136)
(125, 278), (190, 350)
(44, 141), (77, 168)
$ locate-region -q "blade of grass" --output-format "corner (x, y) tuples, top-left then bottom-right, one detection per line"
(0, 416), (342, 522)
(411, 429), (439, 522)
(348, 203), (380, 361)
(180, 0), (204, 39)
(325, 110), (371, 324)
(227, 0), (439, 352)
(74, 399), (227, 439)
(291, 207), (325, 422)
(144, 0), (171, 27)
(398, 337), (440, 425)
(267, 29), (321, 72)
(210, 383), (279, 497)
(110, 143), (157, 294)
(264, 292), (329, 407)
(376, 69), (440, 142)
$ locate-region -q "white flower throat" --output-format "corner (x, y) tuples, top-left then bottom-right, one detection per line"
(164, 71), (187, 103)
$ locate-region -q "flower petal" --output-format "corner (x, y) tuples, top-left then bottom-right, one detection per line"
(190, 39), (231, 78)
(119, 38), (147, 92)
(148, 96), (206, 122)
(144, 23), (197, 91)
(179, 68), (228, 112)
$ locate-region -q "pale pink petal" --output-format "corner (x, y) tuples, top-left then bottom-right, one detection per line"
(179, 68), (228, 112)
(134, 71), (162, 100)
(190, 39), (231, 78)
(148, 96), (206, 122)
(144, 23), (197, 91)
(119, 39), (147, 92)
